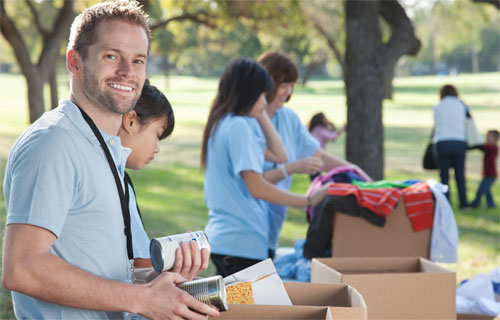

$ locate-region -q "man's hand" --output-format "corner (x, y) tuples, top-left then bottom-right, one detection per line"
(289, 156), (324, 175)
(139, 272), (220, 320)
(171, 241), (210, 281)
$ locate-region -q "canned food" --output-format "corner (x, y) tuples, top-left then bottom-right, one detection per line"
(150, 231), (210, 273)
(178, 275), (228, 311)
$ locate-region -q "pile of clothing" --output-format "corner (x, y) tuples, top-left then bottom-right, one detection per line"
(275, 167), (459, 282)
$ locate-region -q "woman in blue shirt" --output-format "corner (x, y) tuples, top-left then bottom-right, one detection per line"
(201, 58), (329, 276)
(257, 50), (372, 258)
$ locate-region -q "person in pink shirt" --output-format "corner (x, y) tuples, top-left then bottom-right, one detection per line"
(308, 112), (345, 150)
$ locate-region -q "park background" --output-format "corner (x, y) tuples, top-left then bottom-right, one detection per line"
(0, 0), (499, 318)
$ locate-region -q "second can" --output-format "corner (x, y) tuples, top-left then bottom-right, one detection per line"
(150, 231), (211, 273)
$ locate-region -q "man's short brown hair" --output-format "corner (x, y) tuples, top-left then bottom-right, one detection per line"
(257, 50), (298, 103)
(68, 0), (151, 60)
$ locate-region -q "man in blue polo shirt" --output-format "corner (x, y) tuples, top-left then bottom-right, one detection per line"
(2, 1), (219, 319)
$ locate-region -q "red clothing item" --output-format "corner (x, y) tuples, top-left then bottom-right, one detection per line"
(327, 182), (434, 232)
(481, 144), (498, 177)
(327, 183), (402, 217)
(401, 182), (434, 232)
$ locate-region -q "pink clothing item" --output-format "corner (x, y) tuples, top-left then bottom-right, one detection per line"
(305, 166), (371, 220)
(311, 126), (340, 149)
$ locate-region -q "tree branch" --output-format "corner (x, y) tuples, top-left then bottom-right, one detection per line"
(379, 0), (421, 58)
(0, 0), (35, 79)
(378, 0), (421, 99)
(25, 0), (48, 38)
(150, 12), (216, 31)
(38, 0), (75, 77)
(313, 21), (346, 77)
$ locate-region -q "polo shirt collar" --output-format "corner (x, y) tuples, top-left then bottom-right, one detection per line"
(58, 99), (131, 175)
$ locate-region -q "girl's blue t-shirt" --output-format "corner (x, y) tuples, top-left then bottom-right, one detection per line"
(204, 114), (269, 260)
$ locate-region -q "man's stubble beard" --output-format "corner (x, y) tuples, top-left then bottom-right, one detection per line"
(82, 67), (140, 115)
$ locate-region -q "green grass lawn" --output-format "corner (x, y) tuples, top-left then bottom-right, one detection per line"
(1, 72), (499, 318)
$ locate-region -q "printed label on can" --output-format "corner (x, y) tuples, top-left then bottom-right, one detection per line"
(150, 231), (210, 273)
(161, 231), (210, 250)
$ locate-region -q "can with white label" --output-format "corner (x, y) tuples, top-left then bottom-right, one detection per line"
(178, 275), (228, 311)
(150, 231), (210, 273)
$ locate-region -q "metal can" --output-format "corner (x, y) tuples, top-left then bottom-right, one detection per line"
(150, 231), (210, 273)
(177, 275), (228, 311)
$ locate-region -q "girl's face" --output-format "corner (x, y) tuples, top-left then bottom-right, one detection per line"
(121, 112), (168, 170)
(270, 82), (295, 108)
(249, 93), (267, 118)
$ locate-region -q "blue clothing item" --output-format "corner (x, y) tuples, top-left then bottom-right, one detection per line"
(403, 179), (421, 185)
(128, 182), (151, 259)
(274, 239), (311, 282)
(471, 177), (497, 208)
(428, 180), (458, 263)
(204, 114), (269, 260)
(436, 140), (468, 207)
(4, 100), (131, 319)
(264, 107), (320, 250)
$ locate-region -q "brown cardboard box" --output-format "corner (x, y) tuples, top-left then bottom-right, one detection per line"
(216, 282), (367, 320)
(332, 198), (431, 258)
(457, 313), (496, 320)
(311, 257), (456, 319)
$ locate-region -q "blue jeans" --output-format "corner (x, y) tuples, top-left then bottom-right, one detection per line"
(471, 177), (497, 208)
(436, 140), (468, 207)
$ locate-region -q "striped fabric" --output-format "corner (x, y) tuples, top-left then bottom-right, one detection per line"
(326, 182), (434, 232)
(401, 182), (434, 232)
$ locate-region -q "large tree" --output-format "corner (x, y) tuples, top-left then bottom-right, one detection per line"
(344, 0), (420, 179)
(0, 0), (75, 123)
(310, 0), (420, 179)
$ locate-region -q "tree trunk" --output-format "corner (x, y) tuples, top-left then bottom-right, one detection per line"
(345, 1), (385, 180)
(471, 42), (480, 73)
(0, 0), (74, 123)
(26, 75), (45, 123)
(49, 67), (58, 110)
(344, 0), (420, 180)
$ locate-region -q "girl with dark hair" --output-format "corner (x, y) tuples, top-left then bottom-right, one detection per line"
(119, 80), (208, 282)
(433, 84), (469, 208)
(257, 50), (371, 256)
(201, 58), (329, 276)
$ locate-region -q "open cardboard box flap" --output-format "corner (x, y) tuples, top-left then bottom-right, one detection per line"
(311, 257), (455, 320)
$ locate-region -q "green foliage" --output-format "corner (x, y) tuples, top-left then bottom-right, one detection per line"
(407, 0), (499, 73)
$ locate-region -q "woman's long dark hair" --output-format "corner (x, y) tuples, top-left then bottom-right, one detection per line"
(134, 79), (175, 140)
(200, 58), (274, 168)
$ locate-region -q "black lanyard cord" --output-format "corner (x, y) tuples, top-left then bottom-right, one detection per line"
(124, 172), (145, 228)
(77, 106), (134, 260)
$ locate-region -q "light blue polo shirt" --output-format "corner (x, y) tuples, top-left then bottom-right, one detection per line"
(264, 107), (320, 250)
(204, 114), (269, 260)
(4, 99), (131, 319)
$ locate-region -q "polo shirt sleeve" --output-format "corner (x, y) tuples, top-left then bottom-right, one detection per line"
(289, 109), (320, 159)
(6, 127), (80, 238)
(227, 118), (265, 176)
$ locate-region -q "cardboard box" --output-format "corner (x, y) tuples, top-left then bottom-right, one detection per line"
(332, 198), (431, 258)
(457, 313), (496, 320)
(311, 257), (456, 319)
(216, 282), (367, 319)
